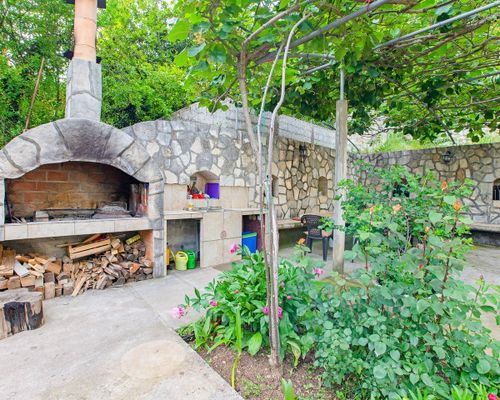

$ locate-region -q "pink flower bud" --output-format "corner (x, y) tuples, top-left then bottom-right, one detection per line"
(234, 289), (239, 294)
(209, 300), (217, 307)
(313, 267), (324, 277)
(229, 244), (238, 254)
(263, 306), (269, 315)
(287, 295), (293, 300)
(170, 306), (185, 319)
(277, 306), (283, 319)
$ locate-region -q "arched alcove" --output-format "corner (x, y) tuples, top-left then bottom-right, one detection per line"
(189, 170), (220, 198)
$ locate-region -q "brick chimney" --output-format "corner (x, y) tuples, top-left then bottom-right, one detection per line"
(65, 0), (102, 121)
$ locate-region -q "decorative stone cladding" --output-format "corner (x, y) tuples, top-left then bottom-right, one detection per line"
(352, 143), (500, 224)
(271, 138), (335, 219)
(122, 104), (337, 219)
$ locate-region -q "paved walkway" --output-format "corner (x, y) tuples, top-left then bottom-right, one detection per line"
(0, 267), (241, 400)
(1, 246), (497, 400)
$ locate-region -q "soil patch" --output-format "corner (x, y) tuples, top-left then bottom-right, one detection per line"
(198, 346), (335, 400)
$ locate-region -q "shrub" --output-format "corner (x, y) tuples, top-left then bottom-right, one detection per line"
(313, 164), (499, 398)
(181, 245), (326, 363)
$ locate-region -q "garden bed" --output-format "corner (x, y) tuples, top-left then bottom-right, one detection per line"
(197, 346), (334, 400)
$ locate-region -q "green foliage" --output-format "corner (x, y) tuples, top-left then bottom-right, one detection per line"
(281, 378), (297, 400)
(312, 164), (499, 398)
(0, 0), (194, 146)
(183, 245), (325, 362)
(171, 0), (498, 143)
(318, 216), (335, 233)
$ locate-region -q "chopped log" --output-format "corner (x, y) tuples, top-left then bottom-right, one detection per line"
(44, 282), (55, 300)
(20, 275), (36, 288)
(63, 283), (74, 296)
(45, 261), (61, 275)
(55, 284), (63, 297)
(15, 255), (30, 263)
(43, 272), (55, 283)
(0, 279), (7, 291)
(71, 273), (87, 297)
(69, 243), (111, 260)
(82, 234), (102, 244)
(0, 289), (44, 340)
(28, 270), (44, 278)
(8, 277), (21, 290)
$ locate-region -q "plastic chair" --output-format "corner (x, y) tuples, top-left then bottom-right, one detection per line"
(300, 214), (329, 261)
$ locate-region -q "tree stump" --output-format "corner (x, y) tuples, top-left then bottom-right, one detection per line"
(0, 289), (44, 340)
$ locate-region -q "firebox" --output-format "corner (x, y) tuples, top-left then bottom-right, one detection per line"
(5, 162), (148, 223)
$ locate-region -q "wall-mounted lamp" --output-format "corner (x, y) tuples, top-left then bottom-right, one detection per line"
(442, 150), (453, 164)
(299, 144), (307, 162)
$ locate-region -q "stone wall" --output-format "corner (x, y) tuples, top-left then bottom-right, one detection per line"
(354, 143), (500, 224)
(270, 138), (335, 219)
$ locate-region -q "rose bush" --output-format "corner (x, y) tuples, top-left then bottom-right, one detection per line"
(312, 163), (499, 398)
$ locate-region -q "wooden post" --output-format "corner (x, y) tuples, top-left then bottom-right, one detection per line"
(332, 99), (348, 273)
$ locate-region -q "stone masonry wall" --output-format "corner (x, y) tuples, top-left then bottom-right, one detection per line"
(271, 138), (335, 219)
(353, 143), (500, 224)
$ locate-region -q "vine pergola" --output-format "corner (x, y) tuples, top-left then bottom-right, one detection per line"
(170, 0), (499, 365)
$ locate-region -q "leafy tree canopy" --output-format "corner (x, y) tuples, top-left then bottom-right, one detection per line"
(0, 0), (195, 146)
(170, 0), (499, 143)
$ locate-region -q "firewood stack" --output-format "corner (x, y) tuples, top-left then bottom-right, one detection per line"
(0, 233), (154, 299)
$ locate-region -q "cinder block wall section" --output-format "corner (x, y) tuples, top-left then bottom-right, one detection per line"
(6, 162), (137, 218)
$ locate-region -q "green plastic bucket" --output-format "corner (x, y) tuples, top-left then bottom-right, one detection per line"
(185, 250), (197, 269)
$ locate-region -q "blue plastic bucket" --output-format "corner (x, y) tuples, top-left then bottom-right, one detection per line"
(242, 231), (257, 254)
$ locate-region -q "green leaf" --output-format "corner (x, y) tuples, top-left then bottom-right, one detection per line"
(476, 359), (491, 374)
(416, 299), (430, 314)
(421, 373), (434, 387)
(247, 332), (262, 356)
(288, 340), (301, 368)
(390, 350), (400, 362)
(208, 44), (227, 64)
(429, 211), (443, 224)
(373, 365), (387, 380)
(187, 43), (206, 57)
(168, 19), (191, 42)
(375, 342), (387, 357)
(409, 373), (419, 384)
(443, 195), (457, 206)
(358, 337), (368, 346)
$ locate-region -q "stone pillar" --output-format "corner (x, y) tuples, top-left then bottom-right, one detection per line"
(332, 100), (348, 273)
(65, 59), (102, 121)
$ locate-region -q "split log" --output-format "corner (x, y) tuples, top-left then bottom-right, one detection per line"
(0, 289), (44, 340)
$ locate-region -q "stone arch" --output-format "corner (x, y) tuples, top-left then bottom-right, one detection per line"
(0, 118), (162, 183)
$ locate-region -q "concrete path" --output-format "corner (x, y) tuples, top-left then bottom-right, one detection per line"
(0, 267), (242, 400)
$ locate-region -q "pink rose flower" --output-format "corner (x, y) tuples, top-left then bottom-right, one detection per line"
(277, 306), (283, 319)
(170, 306), (185, 319)
(209, 300), (217, 307)
(287, 295), (293, 300)
(313, 267), (324, 277)
(234, 289), (239, 294)
(229, 244), (238, 254)
(263, 306), (269, 315)
(488, 394), (498, 400)
(280, 281), (285, 288)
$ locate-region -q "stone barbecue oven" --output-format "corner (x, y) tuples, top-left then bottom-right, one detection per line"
(0, 118), (165, 276)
